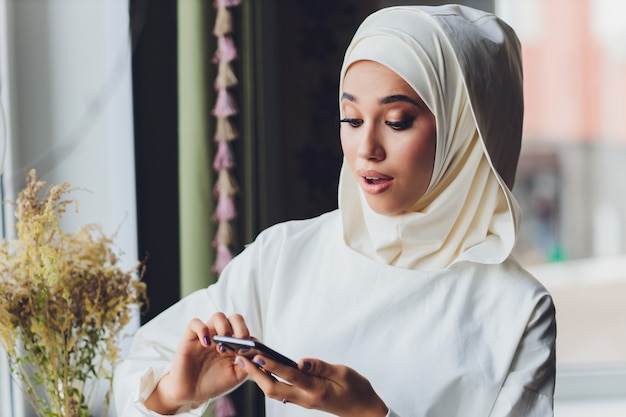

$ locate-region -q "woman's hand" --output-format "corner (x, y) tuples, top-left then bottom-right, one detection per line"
(145, 312), (251, 414)
(237, 355), (389, 417)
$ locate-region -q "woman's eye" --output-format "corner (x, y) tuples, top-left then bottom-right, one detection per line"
(385, 119), (415, 130)
(340, 118), (363, 128)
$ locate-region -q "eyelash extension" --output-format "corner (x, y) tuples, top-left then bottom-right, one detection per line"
(340, 118), (415, 130)
(339, 118), (363, 127)
(385, 118), (415, 130)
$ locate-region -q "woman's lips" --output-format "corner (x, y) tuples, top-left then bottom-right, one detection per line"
(357, 169), (393, 194)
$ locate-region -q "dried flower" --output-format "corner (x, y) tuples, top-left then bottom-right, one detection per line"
(0, 169), (148, 417)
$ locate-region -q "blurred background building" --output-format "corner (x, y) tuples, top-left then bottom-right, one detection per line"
(498, 0), (626, 415)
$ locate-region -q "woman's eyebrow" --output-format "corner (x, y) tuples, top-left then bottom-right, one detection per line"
(381, 94), (422, 108)
(341, 92), (357, 102)
(341, 92), (424, 109)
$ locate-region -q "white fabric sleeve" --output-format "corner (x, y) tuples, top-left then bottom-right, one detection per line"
(489, 294), (557, 417)
(113, 290), (216, 416)
(113, 238), (267, 417)
(126, 365), (207, 416)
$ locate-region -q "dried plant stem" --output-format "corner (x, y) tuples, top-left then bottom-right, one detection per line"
(0, 170), (148, 417)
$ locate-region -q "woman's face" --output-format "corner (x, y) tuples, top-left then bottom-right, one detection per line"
(340, 60), (437, 216)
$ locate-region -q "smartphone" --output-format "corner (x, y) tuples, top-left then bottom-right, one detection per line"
(213, 335), (298, 368)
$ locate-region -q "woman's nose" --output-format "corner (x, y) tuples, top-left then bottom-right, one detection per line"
(357, 124), (385, 161)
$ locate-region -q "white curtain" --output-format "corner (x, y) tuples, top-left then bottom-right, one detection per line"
(0, 0), (138, 416)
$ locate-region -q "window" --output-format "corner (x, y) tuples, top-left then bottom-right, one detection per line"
(497, 0), (626, 415)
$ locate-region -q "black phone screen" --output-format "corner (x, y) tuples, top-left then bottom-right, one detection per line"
(213, 335), (298, 368)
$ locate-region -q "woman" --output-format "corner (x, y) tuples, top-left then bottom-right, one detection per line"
(114, 5), (556, 417)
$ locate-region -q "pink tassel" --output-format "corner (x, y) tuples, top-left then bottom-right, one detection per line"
(212, 89), (238, 118)
(214, 140), (234, 170)
(213, 193), (237, 221)
(211, 0), (240, 286)
(215, 117), (238, 142)
(213, 242), (234, 274)
(214, 395), (237, 417)
(214, 0), (241, 8)
(213, 35), (237, 64)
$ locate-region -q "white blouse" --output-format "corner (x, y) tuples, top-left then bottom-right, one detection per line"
(114, 210), (556, 417)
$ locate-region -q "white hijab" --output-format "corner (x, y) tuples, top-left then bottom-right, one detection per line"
(338, 5), (524, 270)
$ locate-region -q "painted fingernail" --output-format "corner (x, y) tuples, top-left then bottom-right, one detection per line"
(253, 357), (266, 367)
(203, 336), (211, 346)
(302, 360), (312, 371)
(238, 347), (251, 353)
(234, 358), (245, 368)
(219, 345), (227, 353)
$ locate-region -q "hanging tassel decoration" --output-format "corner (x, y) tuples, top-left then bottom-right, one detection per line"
(213, 187), (237, 222)
(213, 139), (235, 170)
(211, 1), (242, 415)
(212, 89), (238, 118)
(215, 168), (238, 196)
(215, 220), (234, 246)
(212, 243), (234, 274)
(214, 0), (241, 9)
(212, 35), (238, 64)
(213, 7), (232, 36)
(215, 61), (238, 90)
(215, 117), (238, 142)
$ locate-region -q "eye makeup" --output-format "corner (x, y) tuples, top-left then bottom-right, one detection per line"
(340, 118), (364, 127)
(385, 118), (415, 130)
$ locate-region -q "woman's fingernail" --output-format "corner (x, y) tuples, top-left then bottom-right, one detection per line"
(234, 358), (245, 368)
(238, 347), (251, 353)
(219, 345), (227, 353)
(203, 336), (211, 346)
(253, 357), (266, 367)
(302, 360), (312, 371)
